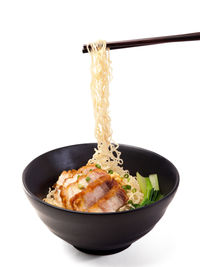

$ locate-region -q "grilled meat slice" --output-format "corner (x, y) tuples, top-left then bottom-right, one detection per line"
(53, 164), (128, 212)
(55, 169), (77, 188)
(60, 168), (109, 209)
(71, 176), (116, 211)
(56, 165), (96, 189)
(88, 184), (128, 212)
(77, 164), (96, 175)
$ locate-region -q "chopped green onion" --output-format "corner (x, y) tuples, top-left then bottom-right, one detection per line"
(124, 173), (129, 179)
(78, 184), (85, 190)
(128, 200), (134, 206)
(108, 170), (113, 174)
(127, 177), (130, 182)
(132, 188), (136, 193)
(126, 185), (131, 190)
(89, 169), (93, 172)
(122, 185), (131, 190)
(86, 177), (91, 182)
(95, 164), (101, 169)
(77, 175), (80, 178)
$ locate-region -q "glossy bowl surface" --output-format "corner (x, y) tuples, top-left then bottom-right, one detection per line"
(22, 143), (179, 255)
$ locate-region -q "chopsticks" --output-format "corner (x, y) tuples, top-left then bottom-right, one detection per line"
(82, 32), (200, 53)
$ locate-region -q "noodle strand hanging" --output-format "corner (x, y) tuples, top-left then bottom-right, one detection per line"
(87, 40), (127, 176)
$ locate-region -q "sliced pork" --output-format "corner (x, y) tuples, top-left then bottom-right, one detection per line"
(60, 168), (109, 209)
(55, 169), (77, 188)
(48, 164), (128, 212)
(88, 184), (128, 212)
(77, 164), (96, 175)
(71, 176), (115, 211)
(55, 164), (96, 189)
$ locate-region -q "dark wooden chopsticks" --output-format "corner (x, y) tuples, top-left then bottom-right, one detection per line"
(82, 32), (200, 53)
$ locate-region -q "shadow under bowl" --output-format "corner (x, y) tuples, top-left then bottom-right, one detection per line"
(22, 143), (179, 255)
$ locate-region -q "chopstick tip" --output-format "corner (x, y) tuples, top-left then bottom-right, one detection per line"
(82, 45), (88, 53)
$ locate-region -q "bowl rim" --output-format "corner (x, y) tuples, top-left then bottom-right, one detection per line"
(22, 143), (180, 215)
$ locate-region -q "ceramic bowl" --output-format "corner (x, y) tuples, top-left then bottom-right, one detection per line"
(22, 143), (179, 255)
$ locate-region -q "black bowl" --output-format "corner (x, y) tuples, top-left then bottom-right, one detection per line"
(22, 143), (179, 255)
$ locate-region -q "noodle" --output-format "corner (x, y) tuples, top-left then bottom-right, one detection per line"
(87, 40), (126, 175)
(86, 40), (143, 209)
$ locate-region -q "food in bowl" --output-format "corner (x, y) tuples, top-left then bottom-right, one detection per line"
(23, 143), (179, 255)
(44, 164), (162, 212)
(44, 41), (163, 212)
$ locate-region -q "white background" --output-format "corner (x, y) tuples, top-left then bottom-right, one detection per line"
(0, 0), (199, 266)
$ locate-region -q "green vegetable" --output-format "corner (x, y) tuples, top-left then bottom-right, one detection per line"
(149, 174), (159, 191)
(146, 178), (153, 199)
(95, 164), (101, 169)
(136, 172), (153, 199)
(140, 198), (152, 207)
(149, 188), (154, 201)
(132, 188), (136, 193)
(152, 190), (159, 201)
(133, 204), (141, 209)
(136, 172), (147, 195)
(108, 170), (113, 174)
(149, 174), (160, 202)
(128, 200), (134, 205)
(89, 169), (93, 172)
(156, 192), (164, 201)
(135, 172), (163, 208)
(77, 175), (80, 178)
(86, 177), (91, 182)
(124, 173), (129, 179)
(122, 185), (131, 190)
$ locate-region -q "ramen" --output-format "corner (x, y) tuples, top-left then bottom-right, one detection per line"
(44, 41), (162, 212)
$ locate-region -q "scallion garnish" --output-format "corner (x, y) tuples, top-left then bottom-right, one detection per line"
(108, 170), (113, 174)
(86, 177), (91, 182)
(95, 164), (101, 169)
(128, 200), (134, 206)
(122, 185), (131, 190)
(124, 173), (129, 179)
(132, 188), (136, 193)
